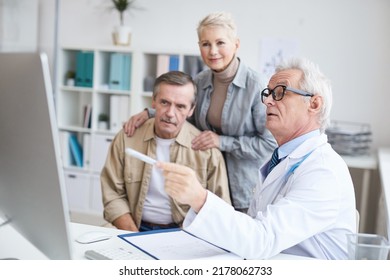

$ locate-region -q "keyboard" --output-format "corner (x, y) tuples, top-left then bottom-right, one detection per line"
(85, 247), (153, 260)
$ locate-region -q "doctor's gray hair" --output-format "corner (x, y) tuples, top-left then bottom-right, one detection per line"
(197, 11), (237, 41)
(274, 58), (332, 133)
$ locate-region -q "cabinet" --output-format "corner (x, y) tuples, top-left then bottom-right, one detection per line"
(56, 46), (204, 224)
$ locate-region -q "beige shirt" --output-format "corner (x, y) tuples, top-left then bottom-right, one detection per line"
(101, 119), (231, 228)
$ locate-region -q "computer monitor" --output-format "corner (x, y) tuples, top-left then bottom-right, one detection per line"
(0, 52), (72, 259)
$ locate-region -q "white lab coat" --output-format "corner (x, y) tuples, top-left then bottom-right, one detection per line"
(183, 134), (357, 259)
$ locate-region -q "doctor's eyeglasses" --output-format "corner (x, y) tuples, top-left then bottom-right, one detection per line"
(261, 85), (314, 103)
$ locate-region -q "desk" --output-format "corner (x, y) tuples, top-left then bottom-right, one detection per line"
(342, 154), (378, 231)
(0, 222), (311, 260)
(378, 148), (390, 240)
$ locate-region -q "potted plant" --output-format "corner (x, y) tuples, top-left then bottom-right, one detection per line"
(111, 0), (138, 46)
(98, 113), (109, 130)
(65, 70), (75, 86)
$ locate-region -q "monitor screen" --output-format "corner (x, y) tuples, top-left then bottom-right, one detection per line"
(0, 52), (72, 259)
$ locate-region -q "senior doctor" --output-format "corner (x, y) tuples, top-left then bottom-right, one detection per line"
(157, 57), (357, 260)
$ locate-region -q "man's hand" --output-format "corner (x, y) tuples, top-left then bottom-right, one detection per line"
(157, 162), (207, 213)
(123, 110), (149, 137)
(191, 130), (220, 151)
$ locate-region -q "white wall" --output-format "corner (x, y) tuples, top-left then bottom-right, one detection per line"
(37, 0), (57, 88)
(0, 0), (38, 52)
(52, 0), (390, 150)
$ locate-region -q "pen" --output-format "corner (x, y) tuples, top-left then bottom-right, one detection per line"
(125, 148), (157, 165)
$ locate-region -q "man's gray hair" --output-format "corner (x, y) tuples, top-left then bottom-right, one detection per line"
(275, 57), (332, 132)
(153, 71), (197, 108)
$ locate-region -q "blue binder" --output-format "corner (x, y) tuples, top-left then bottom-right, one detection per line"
(169, 55), (179, 71)
(123, 54), (131, 90)
(109, 53), (131, 90)
(69, 133), (83, 167)
(75, 51), (94, 88)
(75, 51), (85, 87)
(109, 53), (120, 90)
(84, 52), (94, 87)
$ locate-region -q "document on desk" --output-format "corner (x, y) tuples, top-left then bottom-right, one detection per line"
(119, 229), (242, 260)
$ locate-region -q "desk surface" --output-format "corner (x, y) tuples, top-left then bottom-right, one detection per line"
(341, 153), (378, 170)
(0, 221), (312, 260)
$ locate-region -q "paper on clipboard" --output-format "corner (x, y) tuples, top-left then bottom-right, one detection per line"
(118, 228), (242, 260)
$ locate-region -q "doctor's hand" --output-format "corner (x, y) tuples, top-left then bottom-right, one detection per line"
(123, 110), (149, 137)
(192, 130), (220, 151)
(157, 162), (207, 213)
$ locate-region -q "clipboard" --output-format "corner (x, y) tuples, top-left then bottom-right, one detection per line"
(118, 228), (242, 260)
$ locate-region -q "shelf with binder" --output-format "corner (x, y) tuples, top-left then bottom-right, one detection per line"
(59, 130), (89, 170)
(60, 129), (112, 224)
(95, 50), (132, 92)
(57, 46), (136, 223)
(141, 53), (204, 92)
(93, 90), (131, 134)
(139, 52), (205, 110)
(95, 50), (132, 135)
(58, 48), (94, 88)
(59, 130), (113, 173)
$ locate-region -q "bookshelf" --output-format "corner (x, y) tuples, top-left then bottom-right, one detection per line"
(56, 46), (204, 224)
(136, 51), (205, 109)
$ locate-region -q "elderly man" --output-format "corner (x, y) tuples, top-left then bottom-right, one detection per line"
(158, 58), (356, 259)
(101, 71), (231, 232)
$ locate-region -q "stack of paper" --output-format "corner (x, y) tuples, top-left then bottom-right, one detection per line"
(326, 121), (372, 155)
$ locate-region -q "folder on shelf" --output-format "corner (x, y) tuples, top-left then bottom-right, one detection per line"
(184, 55), (204, 78)
(59, 131), (71, 167)
(69, 133), (83, 167)
(156, 54), (180, 77)
(75, 51), (94, 88)
(156, 54), (170, 77)
(109, 53), (121, 90)
(110, 95), (129, 133)
(84, 52), (94, 87)
(82, 104), (92, 128)
(109, 53), (131, 91)
(169, 55), (179, 71)
(75, 51), (85, 87)
(122, 54), (131, 90)
(83, 133), (91, 169)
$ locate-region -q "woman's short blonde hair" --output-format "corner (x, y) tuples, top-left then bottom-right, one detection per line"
(197, 11), (237, 40)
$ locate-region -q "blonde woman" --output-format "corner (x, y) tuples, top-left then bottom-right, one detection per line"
(124, 12), (276, 212)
